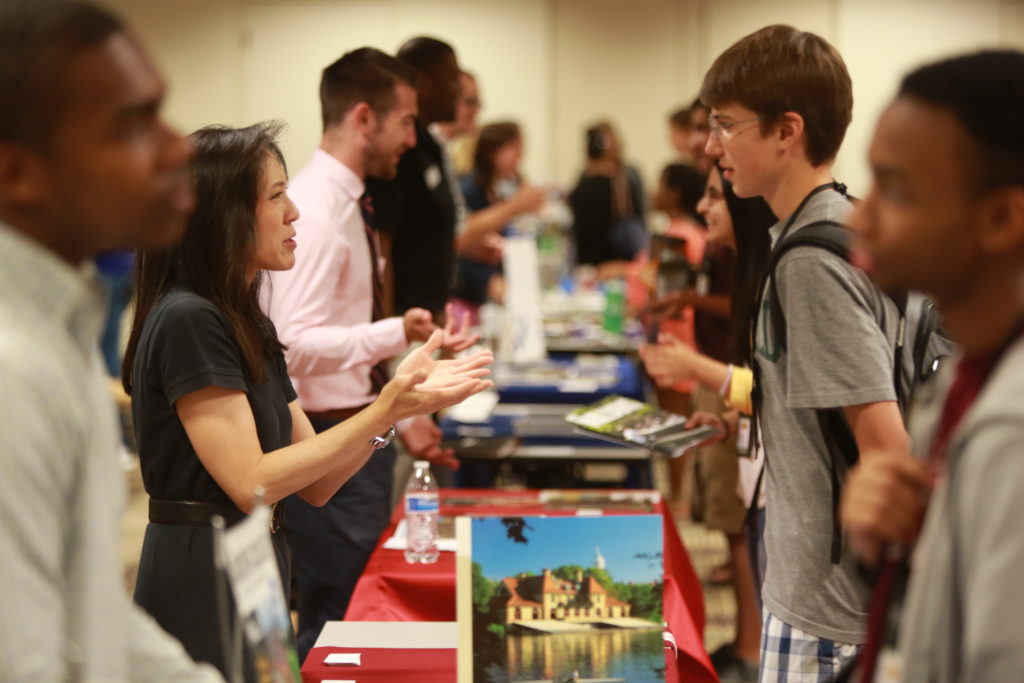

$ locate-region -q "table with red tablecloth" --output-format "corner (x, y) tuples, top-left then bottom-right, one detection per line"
(302, 646), (456, 682)
(302, 489), (718, 683)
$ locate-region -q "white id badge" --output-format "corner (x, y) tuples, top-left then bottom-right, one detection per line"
(424, 164), (442, 190)
(875, 647), (904, 683)
(696, 272), (711, 296)
(736, 415), (752, 456)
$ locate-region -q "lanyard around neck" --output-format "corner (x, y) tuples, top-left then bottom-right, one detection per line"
(749, 180), (846, 357)
(775, 180), (849, 245)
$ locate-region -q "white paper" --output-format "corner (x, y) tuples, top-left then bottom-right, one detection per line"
(219, 506), (275, 617)
(315, 621), (458, 650)
(609, 490), (661, 504)
(557, 379), (600, 393)
(324, 652), (361, 666)
(446, 389), (499, 423)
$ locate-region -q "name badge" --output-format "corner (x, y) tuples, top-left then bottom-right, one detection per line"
(424, 164), (442, 190)
(736, 414), (752, 456)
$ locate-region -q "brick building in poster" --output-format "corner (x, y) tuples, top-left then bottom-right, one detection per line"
(496, 568), (632, 624)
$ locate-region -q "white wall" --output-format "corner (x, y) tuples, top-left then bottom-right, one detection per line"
(101, 0), (1024, 197)
(550, 0), (691, 189)
(837, 0), (1008, 194)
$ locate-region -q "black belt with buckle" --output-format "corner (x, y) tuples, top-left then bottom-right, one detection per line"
(148, 498), (284, 534)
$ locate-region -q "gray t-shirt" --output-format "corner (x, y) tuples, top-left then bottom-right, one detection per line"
(757, 189), (900, 644)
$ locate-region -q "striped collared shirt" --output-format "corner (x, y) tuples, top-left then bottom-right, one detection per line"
(0, 223), (222, 682)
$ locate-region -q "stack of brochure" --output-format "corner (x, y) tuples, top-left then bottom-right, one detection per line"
(565, 395), (721, 458)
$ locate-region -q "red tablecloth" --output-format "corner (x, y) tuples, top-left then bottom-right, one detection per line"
(307, 489), (717, 683)
(302, 646), (455, 682)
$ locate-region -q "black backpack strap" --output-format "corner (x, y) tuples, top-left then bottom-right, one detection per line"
(764, 220), (864, 565)
(912, 298), (937, 382)
(749, 184), (859, 565)
(911, 297), (955, 384)
(754, 181), (851, 358)
(889, 291), (909, 413)
(748, 184), (843, 374)
(766, 220), (851, 354)
(817, 409), (859, 564)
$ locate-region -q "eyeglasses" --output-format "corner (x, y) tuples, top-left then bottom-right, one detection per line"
(708, 115), (766, 141)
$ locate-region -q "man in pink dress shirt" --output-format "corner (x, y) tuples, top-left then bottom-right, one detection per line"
(265, 47), (466, 659)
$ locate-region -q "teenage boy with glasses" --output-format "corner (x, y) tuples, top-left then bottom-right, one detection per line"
(699, 24), (909, 680)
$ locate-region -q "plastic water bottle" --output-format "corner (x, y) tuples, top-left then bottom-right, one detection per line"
(603, 278), (625, 335)
(404, 460), (440, 564)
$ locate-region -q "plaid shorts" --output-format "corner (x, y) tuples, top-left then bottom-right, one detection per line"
(759, 609), (860, 682)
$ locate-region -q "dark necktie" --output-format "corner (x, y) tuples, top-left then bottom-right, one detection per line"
(360, 192), (389, 395)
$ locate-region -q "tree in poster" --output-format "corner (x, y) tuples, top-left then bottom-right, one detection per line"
(471, 561), (505, 683)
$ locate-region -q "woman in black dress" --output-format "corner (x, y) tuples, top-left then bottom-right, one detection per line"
(121, 122), (492, 680)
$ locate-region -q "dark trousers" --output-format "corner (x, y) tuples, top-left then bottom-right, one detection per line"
(285, 414), (396, 662)
(134, 523), (291, 682)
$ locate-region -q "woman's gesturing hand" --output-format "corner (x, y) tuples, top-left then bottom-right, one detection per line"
(380, 330), (494, 420)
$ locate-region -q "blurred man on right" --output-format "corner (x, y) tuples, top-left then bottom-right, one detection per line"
(842, 50), (1024, 683)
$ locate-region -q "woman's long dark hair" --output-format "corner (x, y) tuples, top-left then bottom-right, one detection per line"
(122, 122), (287, 392)
(718, 166), (776, 364)
(472, 121), (521, 195)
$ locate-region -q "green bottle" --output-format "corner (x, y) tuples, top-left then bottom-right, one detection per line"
(603, 278), (625, 335)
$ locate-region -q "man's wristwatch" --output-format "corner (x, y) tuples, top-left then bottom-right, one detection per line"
(369, 425), (396, 450)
